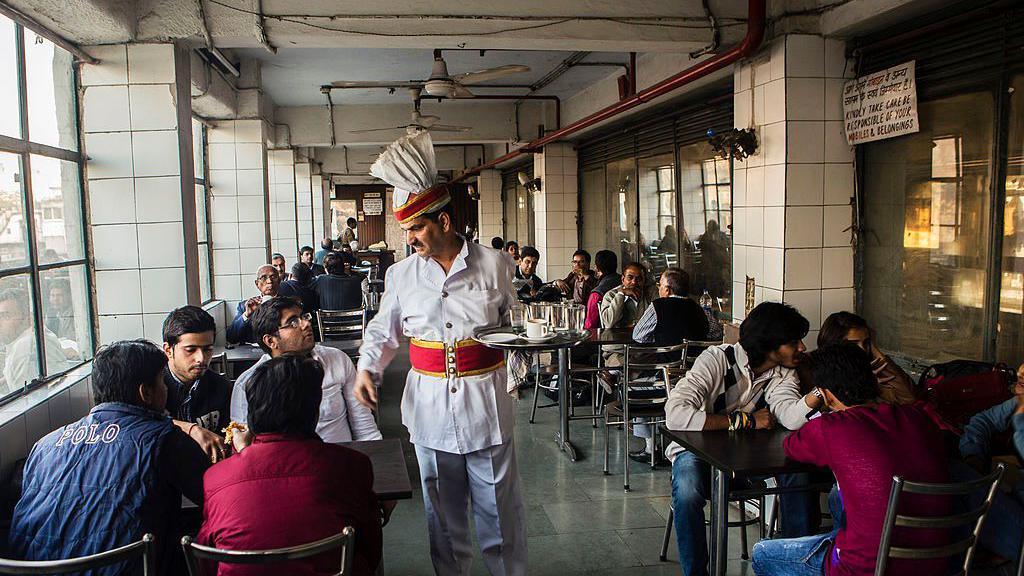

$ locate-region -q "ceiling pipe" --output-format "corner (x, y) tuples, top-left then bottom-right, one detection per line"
(453, 0), (765, 183)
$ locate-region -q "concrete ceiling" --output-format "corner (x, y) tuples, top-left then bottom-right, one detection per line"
(238, 48), (632, 107)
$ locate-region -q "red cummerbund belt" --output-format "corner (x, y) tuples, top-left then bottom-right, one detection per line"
(409, 338), (505, 378)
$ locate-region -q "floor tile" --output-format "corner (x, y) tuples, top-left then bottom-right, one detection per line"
(542, 497), (666, 534)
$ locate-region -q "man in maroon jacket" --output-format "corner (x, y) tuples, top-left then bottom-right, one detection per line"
(751, 343), (948, 576)
(197, 356), (382, 576)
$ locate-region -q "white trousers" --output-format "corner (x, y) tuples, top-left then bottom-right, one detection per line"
(414, 440), (528, 576)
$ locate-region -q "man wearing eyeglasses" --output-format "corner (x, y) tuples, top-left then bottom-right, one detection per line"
(553, 249), (598, 305)
(227, 264), (281, 345)
(228, 297), (381, 445)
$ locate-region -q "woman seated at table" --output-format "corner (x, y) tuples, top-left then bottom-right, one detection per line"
(804, 311), (917, 405)
(199, 355), (383, 576)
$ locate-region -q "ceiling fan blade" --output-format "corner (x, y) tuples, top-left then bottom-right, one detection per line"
(348, 125), (407, 134)
(418, 114), (441, 123)
(428, 124), (472, 132)
(330, 80), (422, 88)
(450, 84), (476, 99)
(451, 65), (531, 85)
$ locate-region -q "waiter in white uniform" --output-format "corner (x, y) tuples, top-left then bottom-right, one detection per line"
(354, 132), (527, 576)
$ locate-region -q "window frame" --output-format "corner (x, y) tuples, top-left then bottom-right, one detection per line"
(192, 118), (214, 304)
(0, 17), (94, 403)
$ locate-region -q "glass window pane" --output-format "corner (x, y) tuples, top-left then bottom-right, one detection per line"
(41, 265), (90, 371)
(997, 74), (1024, 366)
(580, 168), (607, 255)
(0, 152), (29, 270)
(192, 119), (205, 178)
(681, 142), (732, 307)
(639, 154), (677, 282)
(862, 91), (994, 361)
(30, 155), (84, 264)
(198, 246), (211, 303)
(0, 274), (39, 395)
(607, 158), (637, 265)
(196, 184), (208, 243)
(0, 15), (20, 139)
(24, 30), (77, 151)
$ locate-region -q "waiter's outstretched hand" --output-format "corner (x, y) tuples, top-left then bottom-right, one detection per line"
(355, 370), (379, 410)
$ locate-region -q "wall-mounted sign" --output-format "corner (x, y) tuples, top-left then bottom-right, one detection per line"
(744, 276), (756, 317)
(363, 198), (384, 216)
(843, 60), (919, 145)
(363, 192), (382, 198)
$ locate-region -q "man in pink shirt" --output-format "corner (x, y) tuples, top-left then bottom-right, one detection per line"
(751, 343), (948, 576)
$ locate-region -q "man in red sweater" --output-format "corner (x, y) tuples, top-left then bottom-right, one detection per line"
(752, 343), (948, 576)
(197, 355), (382, 576)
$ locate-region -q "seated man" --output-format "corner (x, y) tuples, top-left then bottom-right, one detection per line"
(163, 306), (233, 463)
(272, 253), (288, 280)
(9, 340), (209, 572)
(310, 253), (367, 311)
(954, 367), (1024, 566)
(752, 343), (949, 576)
(666, 302), (823, 576)
(0, 288), (74, 395)
(299, 245), (326, 276)
(584, 250), (620, 330)
(229, 297), (381, 444)
(227, 264), (280, 345)
(554, 249), (598, 305)
(279, 263), (319, 313)
(199, 356), (382, 576)
(313, 237), (335, 266)
(598, 262), (652, 375)
(513, 246), (543, 300)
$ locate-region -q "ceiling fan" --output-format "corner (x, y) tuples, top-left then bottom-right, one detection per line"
(331, 49), (530, 99)
(349, 89), (472, 135)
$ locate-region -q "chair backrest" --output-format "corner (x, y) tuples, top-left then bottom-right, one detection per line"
(0, 534), (154, 575)
(316, 308), (365, 343)
(208, 352), (227, 377)
(875, 463), (1005, 576)
(181, 527), (355, 576)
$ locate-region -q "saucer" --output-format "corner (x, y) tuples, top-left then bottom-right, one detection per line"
(520, 333), (557, 343)
(478, 332), (519, 344)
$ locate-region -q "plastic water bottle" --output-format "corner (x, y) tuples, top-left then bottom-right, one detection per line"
(699, 290), (713, 313)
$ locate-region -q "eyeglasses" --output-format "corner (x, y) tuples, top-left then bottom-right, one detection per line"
(257, 274), (280, 282)
(278, 312), (312, 331)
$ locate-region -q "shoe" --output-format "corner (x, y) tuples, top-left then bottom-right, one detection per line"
(597, 371), (617, 395)
(628, 449), (654, 464)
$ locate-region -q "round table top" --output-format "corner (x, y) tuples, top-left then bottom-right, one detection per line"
(472, 327), (590, 351)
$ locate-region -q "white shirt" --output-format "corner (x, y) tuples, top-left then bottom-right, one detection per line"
(663, 343), (808, 459)
(2, 327), (74, 395)
(358, 239), (518, 454)
(229, 344), (381, 443)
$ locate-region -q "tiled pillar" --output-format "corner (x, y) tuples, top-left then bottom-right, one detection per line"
(81, 43), (200, 344)
(268, 149), (298, 260)
(313, 172), (327, 242)
(731, 34), (856, 346)
(476, 169), (502, 242)
(533, 143), (579, 282)
(295, 159), (314, 249)
(207, 119), (270, 305)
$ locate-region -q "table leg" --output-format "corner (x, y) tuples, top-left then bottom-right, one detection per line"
(622, 344), (630, 492)
(555, 348), (578, 461)
(710, 467), (729, 576)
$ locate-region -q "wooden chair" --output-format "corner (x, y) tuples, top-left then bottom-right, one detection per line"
(181, 528), (355, 576)
(0, 534), (154, 575)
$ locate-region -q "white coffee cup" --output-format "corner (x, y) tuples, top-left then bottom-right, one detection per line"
(525, 319), (552, 339)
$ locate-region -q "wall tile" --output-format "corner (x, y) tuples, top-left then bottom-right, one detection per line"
(207, 121), (234, 143)
(823, 205), (852, 247)
(746, 207), (764, 246)
(770, 37), (786, 81)
(732, 207), (746, 245)
(88, 178), (136, 225)
(786, 78), (824, 121)
(764, 79), (786, 124)
(821, 247), (854, 288)
(732, 281), (746, 320)
(732, 168), (747, 207)
(82, 85), (130, 133)
(92, 224), (139, 269)
(734, 90), (752, 129)
(745, 246), (763, 286)
(128, 84), (177, 131)
(238, 222), (267, 248)
(85, 132), (134, 179)
(764, 164), (786, 206)
(81, 45), (128, 86)
(238, 247), (267, 273)
(753, 84), (765, 127)
(142, 313), (167, 344)
(763, 247), (784, 291)
(824, 79), (845, 122)
(131, 130), (180, 177)
(824, 163), (854, 205)
(242, 144), (269, 171)
(732, 244), (746, 284)
(763, 206), (785, 248)
(762, 287), (783, 304)
(236, 169), (265, 196)
(95, 270), (143, 314)
(236, 196), (265, 222)
(127, 44), (176, 84)
(208, 143), (236, 170)
(824, 121), (854, 163)
(138, 222), (185, 268)
(824, 38), (851, 79)
(821, 287), (855, 318)
(783, 289), (822, 329)
(746, 166), (764, 207)
(97, 313), (144, 344)
(787, 121), (825, 164)
(211, 222), (239, 249)
(735, 62), (752, 92)
(134, 176), (182, 223)
(235, 120), (263, 143)
(753, 54), (771, 87)
(784, 206), (823, 248)
(210, 196), (238, 223)
(140, 267), (186, 313)
(783, 248), (822, 290)
(763, 122), (786, 166)
(786, 164), (824, 206)
(785, 35), (825, 78)
(214, 274), (243, 302)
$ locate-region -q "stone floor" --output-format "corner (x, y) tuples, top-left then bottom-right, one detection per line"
(376, 348), (757, 576)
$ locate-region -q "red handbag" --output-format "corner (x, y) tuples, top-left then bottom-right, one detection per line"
(920, 360), (1014, 432)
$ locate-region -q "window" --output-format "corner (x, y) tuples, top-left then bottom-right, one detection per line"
(501, 167), (534, 246)
(193, 119), (212, 303)
(0, 15), (92, 400)
(638, 153), (676, 279)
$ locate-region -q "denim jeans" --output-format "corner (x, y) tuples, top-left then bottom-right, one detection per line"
(950, 459), (1024, 562)
(751, 483), (843, 576)
(671, 451), (819, 576)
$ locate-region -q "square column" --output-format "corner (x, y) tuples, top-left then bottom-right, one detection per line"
(533, 143), (579, 282)
(268, 149), (298, 260)
(476, 169), (502, 241)
(81, 43), (199, 343)
(731, 34), (856, 346)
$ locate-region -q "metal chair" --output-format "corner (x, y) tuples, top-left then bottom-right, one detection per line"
(208, 352), (227, 377)
(603, 341), (688, 491)
(875, 463), (1005, 576)
(0, 534), (154, 575)
(181, 528), (356, 576)
(659, 490), (766, 562)
(316, 308), (365, 358)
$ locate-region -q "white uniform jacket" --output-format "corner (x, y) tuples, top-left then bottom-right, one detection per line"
(358, 240), (518, 454)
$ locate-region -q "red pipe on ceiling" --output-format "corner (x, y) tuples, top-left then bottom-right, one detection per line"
(452, 0), (766, 182)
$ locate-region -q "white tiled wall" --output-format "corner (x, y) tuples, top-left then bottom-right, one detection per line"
(476, 170), (503, 241)
(82, 43), (198, 345)
(533, 144), (578, 281)
(295, 161), (315, 249)
(269, 149), (298, 260)
(731, 35), (856, 346)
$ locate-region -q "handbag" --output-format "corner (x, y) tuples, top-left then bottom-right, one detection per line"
(919, 359), (1014, 432)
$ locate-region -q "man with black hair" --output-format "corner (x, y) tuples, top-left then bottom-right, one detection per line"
(311, 252), (367, 311)
(279, 262), (319, 313)
(0, 288), (73, 395)
(554, 249), (598, 305)
(227, 264), (281, 344)
(340, 217), (359, 250)
(665, 301), (823, 576)
(513, 245), (542, 299)
(198, 356), (383, 575)
(162, 306), (232, 463)
(752, 343), (949, 576)
(299, 245), (326, 276)
(271, 252), (288, 280)
(9, 340), (209, 574)
(229, 297), (380, 444)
